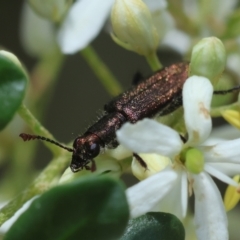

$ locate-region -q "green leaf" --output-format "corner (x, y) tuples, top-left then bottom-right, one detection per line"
(0, 54), (28, 130)
(121, 212), (185, 240)
(4, 176), (129, 240)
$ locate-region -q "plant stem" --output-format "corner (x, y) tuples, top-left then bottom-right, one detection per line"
(146, 52), (162, 71)
(0, 152), (70, 226)
(17, 104), (61, 156)
(29, 50), (64, 104)
(80, 45), (123, 96)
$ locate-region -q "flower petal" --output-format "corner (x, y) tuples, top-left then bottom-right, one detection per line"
(202, 138), (240, 164)
(126, 168), (178, 218)
(153, 169), (188, 220)
(151, 10), (175, 41)
(20, 3), (57, 57)
(207, 162), (240, 177)
(224, 175), (240, 212)
(204, 164), (238, 187)
(193, 172), (228, 240)
(143, 0), (173, 42)
(161, 29), (191, 55)
(58, 0), (114, 53)
(116, 119), (183, 157)
(183, 76), (213, 146)
(210, 125), (240, 140)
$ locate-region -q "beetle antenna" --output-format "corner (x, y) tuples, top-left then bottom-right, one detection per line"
(19, 133), (74, 152)
(214, 85), (240, 94)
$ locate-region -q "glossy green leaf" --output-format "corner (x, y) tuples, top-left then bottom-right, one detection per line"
(121, 212), (185, 240)
(0, 54), (28, 130)
(4, 176), (129, 240)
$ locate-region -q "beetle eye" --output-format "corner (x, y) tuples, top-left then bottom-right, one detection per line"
(87, 142), (100, 158)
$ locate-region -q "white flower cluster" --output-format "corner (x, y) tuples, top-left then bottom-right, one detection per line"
(21, 0), (177, 56)
(116, 76), (240, 240)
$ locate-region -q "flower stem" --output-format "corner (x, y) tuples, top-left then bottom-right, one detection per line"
(17, 104), (60, 156)
(29, 51), (64, 104)
(146, 52), (162, 71)
(0, 152), (70, 226)
(80, 45), (123, 96)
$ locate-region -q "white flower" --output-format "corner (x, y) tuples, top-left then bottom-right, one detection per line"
(20, 3), (58, 57)
(58, 0), (115, 54)
(58, 0), (170, 54)
(117, 76), (240, 240)
(161, 29), (191, 55)
(21, 0), (115, 56)
(21, 0), (177, 55)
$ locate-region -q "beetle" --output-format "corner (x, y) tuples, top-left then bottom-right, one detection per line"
(20, 62), (240, 172)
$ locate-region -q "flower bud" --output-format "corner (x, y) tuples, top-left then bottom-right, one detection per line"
(106, 145), (132, 160)
(111, 0), (160, 56)
(221, 109), (240, 129)
(28, 0), (73, 22)
(189, 37), (226, 86)
(132, 153), (171, 180)
(185, 148), (204, 174)
(224, 175), (240, 211)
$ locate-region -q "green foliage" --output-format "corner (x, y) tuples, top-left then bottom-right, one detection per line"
(4, 176), (129, 240)
(0, 54), (28, 130)
(121, 212), (185, 240)
(223, 9), (240, 39)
